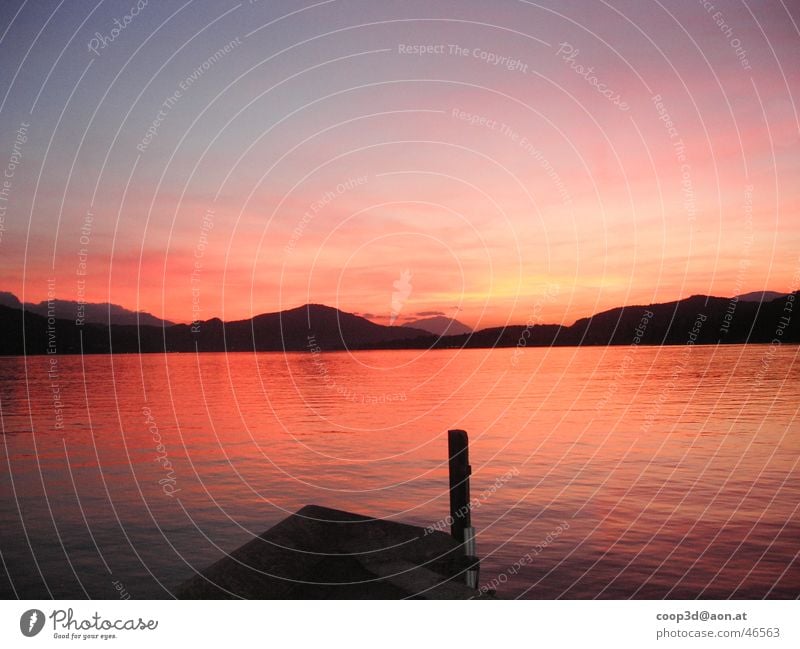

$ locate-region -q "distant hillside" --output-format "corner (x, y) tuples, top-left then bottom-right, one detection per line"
(172, 304), (431, 352)
(736, 291), (789, 303)
(566, 293), (797, 345)
(0, 292), (796, 356)
(0, 303), (430, 355)
(0, 291), (172, 327)
(404, 316), (472, 336)
(0, 292), (22, 309)
(381, 292), (799, 349)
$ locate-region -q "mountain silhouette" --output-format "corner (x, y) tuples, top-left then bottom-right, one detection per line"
(0, 292), (796, 356)
(0, 291), (172, 327)
(0, 292), (22, 310)
(0, 302), (430, 355)
(735, 291), (789, 303)
(170, 304), (431, 352)
(404, 316), (472, 336)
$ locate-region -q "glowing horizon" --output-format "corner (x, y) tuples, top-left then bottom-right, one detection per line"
(1, 1), (798, 331)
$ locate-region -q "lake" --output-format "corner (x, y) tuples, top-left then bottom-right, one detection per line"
(1, 345), (798, 598)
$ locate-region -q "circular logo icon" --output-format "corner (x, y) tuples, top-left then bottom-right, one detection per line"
(20, 609), (45, 637)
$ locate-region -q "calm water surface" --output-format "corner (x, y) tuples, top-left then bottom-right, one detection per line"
(1, 345), (798, 598)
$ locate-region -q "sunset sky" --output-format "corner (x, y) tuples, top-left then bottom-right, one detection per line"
(0, 0), (798, 329)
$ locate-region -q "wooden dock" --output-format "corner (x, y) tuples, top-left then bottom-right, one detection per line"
(177, 431), (483, 599)
(176, 504), (480, 599)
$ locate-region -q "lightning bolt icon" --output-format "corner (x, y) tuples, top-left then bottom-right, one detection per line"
(28, 612), (38, 632)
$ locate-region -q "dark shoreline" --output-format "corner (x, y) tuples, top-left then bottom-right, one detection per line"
(2, 341), (799, 359)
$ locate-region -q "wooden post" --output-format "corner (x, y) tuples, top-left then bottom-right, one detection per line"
(448, 429), (479, 589)
(447, 429), (471, 542)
